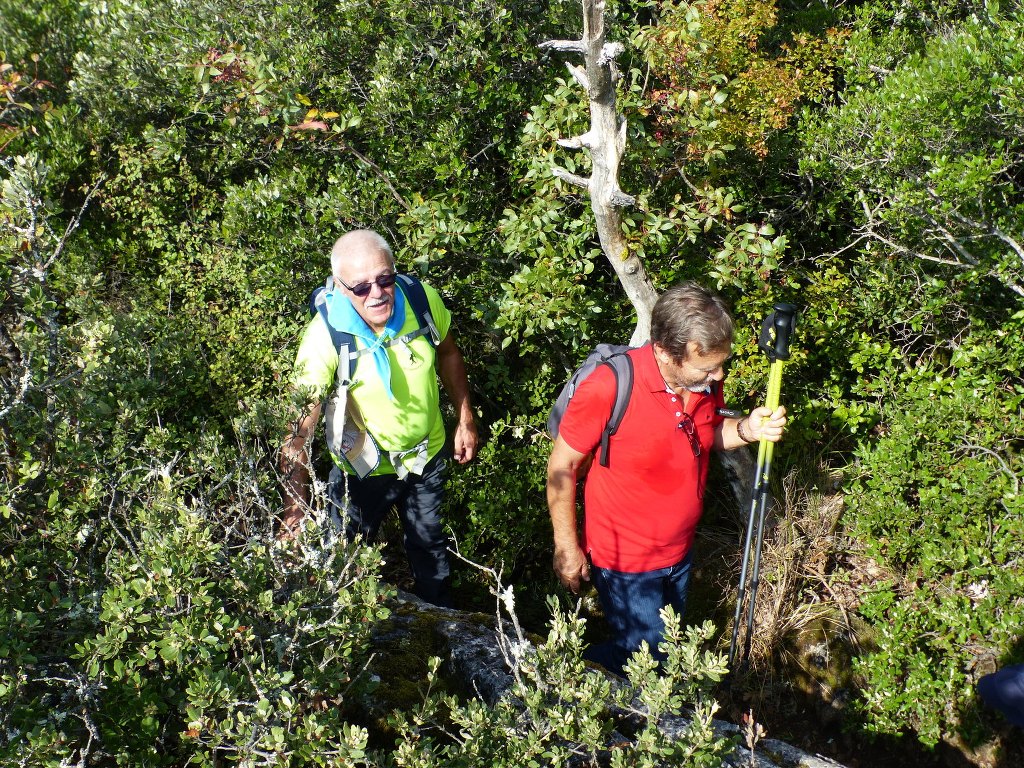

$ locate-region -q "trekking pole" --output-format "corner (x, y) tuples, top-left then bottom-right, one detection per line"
(727, 303), (797, 672)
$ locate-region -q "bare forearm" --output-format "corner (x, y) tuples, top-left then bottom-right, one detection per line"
(717, 416), (754, 451)
(546, 439), (592, 592)
(546, 439), (586, 544)
(548, 479), (580, 548)
(436, 335), (479, 463)
(714, 406), (788, 451)
(437, 343), (474, 425)
(277, 404), (321, 537)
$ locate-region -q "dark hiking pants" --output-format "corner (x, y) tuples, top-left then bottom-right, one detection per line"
(328, 451), (452, 607)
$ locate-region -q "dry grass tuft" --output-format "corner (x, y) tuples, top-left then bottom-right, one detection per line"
(718, 461), (890, 702)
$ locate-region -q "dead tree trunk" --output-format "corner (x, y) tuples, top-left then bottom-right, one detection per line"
(540, 0), (658, 346)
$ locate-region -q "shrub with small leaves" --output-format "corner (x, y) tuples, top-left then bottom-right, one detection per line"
(389, 594), (735, 768)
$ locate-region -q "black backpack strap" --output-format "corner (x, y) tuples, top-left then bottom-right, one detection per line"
(395, 274), (441, 346)
(310, 280), (360, 385)
(597, 353), (634, 468)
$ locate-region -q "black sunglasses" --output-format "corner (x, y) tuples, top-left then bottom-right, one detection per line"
(678, 415), (701, 458)
(336, 272), (398, 297)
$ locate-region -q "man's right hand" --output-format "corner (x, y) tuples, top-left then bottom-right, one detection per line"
(553, 542), (591, 594)
(276, 510), (304, 541)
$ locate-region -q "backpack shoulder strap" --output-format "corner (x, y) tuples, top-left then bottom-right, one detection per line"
(395, 273), (441, 346)
(597, 351), (634, 468)
(311, 279), (359, 385)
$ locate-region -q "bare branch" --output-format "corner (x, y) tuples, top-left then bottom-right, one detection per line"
(539, 40), (585, 54)
(920, 214), (980, 266)
(865, 230), (967, 267)
(556, 130), (595, 149)
(0, 349), (32, 420)
(41, 173), (107, 274)
(565, 62), (589, 90)
(539, 0), (658, 343)
(552, 167), (590, 190)
(469, 141), (497, 163)
(599, 42), (624, 65)
(447, 541), (534, 691)
(609, 188), (636, 207)
(960, 443), (1020, 497)
(989, 226), (1024, 263)
(817, 234), (871, 260)
(342, 144), (411, 213)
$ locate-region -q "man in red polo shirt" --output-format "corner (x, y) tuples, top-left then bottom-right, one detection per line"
(547, 282), (787, 675)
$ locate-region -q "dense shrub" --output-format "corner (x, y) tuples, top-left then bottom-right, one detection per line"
(845, 362), (1024, 746)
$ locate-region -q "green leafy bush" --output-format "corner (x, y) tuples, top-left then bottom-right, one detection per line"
(845, 366), (1024, 746)
(390, 598), (735, 767)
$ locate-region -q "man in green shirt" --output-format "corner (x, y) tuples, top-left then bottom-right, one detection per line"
(279, 230), (478, 606)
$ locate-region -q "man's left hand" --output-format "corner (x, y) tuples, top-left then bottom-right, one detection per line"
(453, 419), (479, 463)
(745, 405), (787, 443)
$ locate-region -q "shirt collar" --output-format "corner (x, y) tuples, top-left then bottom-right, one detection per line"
(637, 344), (669, 393)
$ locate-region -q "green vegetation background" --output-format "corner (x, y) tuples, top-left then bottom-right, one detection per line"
(2, 0), (1022, 764)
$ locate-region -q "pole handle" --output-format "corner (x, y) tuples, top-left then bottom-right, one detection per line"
(758, 303), (798, 362)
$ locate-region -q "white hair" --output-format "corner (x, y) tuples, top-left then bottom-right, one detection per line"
(330, 230), (394, 278)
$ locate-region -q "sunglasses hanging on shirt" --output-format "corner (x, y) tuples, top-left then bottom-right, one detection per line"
(677, 414), (701, 458)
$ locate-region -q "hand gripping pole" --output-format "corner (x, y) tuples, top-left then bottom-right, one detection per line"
(727, 303), (797, 672)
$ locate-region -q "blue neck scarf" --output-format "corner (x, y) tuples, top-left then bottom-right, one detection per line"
(324, 284), (407, 400)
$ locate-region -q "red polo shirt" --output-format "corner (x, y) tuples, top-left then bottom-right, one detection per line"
(559, 345), (725, 572)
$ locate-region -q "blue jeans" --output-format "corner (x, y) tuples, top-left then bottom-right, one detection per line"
(586, 553), (693, 676)
(328, 451), (452, 607)
(978, 663), (1024, 727)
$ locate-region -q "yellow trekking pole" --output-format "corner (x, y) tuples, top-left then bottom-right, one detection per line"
(728, 303), (797, 671)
